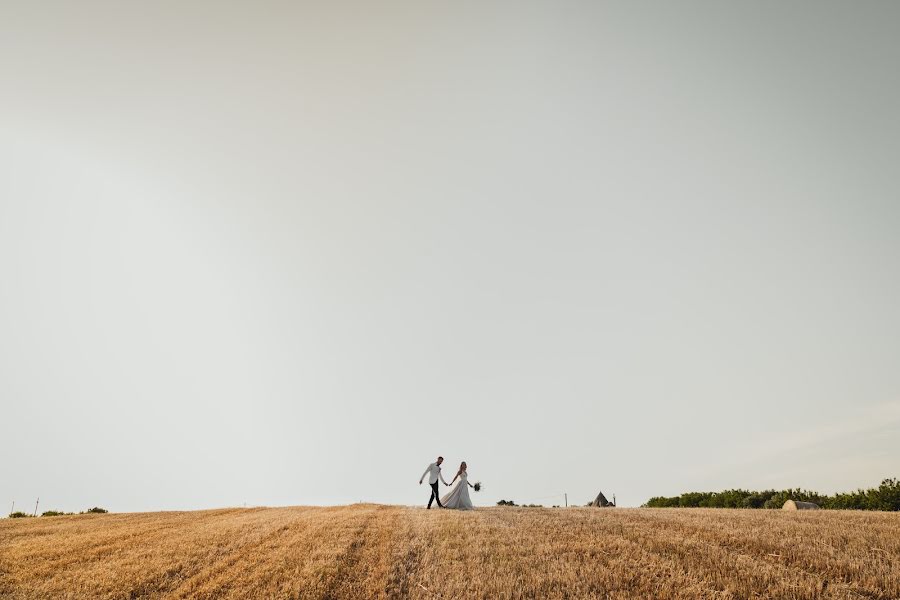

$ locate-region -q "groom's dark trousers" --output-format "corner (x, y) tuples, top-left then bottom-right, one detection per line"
(428, 481), (443, 508)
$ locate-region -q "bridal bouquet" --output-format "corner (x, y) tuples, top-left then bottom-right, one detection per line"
(473, 482), (482, 492)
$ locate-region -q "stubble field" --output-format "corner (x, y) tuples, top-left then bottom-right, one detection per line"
(1, 504), (898, 599)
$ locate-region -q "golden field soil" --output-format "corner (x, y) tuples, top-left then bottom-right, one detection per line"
(1, 505), (898, 599)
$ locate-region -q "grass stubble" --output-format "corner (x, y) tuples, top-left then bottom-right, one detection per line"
(0, 505), (897, 599)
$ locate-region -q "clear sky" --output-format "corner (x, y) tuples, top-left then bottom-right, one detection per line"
(2, 2), (899, 512)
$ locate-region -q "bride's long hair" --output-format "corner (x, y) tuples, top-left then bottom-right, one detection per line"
(457, 461), (467, 477)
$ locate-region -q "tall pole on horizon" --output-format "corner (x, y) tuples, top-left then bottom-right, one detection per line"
(33, 497), (39, 516)
(564, 493), (567, 508)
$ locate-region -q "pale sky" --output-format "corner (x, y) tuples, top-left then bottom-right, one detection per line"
(2, 2), (899, 512)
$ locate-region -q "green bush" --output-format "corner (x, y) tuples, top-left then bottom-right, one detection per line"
(83, 507), (108, 514)
(41, 511), (72, 517)
(8, 511), (33, 518)
(644, 495), (679, 508)
(496, 499), (517, 506)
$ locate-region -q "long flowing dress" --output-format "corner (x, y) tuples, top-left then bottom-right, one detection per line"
(440, 471), (474, 510)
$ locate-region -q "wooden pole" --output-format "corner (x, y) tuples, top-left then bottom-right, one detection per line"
(33, 497), (39, 517)
(564, 493), (568, 508)
(9, 501), (13, 515)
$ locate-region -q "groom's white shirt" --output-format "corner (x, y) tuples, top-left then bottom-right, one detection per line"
(421, 462), (448, 485)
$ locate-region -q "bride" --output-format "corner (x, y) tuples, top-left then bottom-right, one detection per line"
(440, 461), (475, 510)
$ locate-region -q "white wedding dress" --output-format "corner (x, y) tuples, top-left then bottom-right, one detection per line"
(440, 471), (474, 510)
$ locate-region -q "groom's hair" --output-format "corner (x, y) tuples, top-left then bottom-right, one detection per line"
(437, 456), (443, 460)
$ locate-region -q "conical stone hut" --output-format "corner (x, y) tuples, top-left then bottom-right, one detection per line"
(590, 491), (615, 507)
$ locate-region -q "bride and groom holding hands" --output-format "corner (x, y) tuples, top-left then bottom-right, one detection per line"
(419, 455), (478, 510)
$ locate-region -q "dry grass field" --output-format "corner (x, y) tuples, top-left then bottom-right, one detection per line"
(1, 504), (898, 599)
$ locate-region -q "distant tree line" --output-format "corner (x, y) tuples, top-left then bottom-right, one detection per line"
(644, 478), (900, 511)
(8, 507), (108, 518)
(496, 500), (547, 508)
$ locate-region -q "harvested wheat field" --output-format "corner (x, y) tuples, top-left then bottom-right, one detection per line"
(1, 505), (898, 599)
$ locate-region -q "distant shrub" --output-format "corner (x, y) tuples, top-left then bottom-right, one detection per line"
(83, 507), (108, 514)
(9, 512), (33, 518)
(643, 496), (679, 508)
(826, 478), (900, 511)
(523, 504), (543, 508)
(41, 511), (72, 517)
(496, 499), (517, 506)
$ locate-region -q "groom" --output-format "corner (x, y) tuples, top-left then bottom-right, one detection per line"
(419, 455), (449, 509)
